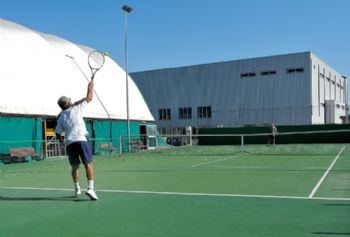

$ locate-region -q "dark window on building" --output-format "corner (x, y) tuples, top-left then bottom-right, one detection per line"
(248, 73), (256, 77)
(179, 107), (192, 119)
(197, 106), (212, 118)
(158, 108), (171, 120)
(287, 68), (304, 74)
(240, 72), (256, 78)
(261, 70), (276, 76)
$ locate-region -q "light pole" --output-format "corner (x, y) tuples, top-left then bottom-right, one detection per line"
(122, 5), (133, 152)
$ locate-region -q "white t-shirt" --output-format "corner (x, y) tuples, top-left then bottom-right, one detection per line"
(55, 98), (89, 145)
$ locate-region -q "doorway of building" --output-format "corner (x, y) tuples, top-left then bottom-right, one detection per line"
(42, 119), (66, 158)
(139, 124), (157, 150)
(140, 125), (147, 149)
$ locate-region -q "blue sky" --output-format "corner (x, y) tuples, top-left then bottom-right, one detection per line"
(1, 0), (349, 78)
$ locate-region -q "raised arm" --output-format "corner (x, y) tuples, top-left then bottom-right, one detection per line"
(86, 81), (94, 102)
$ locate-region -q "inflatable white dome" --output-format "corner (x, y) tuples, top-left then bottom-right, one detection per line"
(0, 18), (154, 122)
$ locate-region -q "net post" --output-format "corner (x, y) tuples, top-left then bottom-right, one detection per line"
(241, 135), (244, 152)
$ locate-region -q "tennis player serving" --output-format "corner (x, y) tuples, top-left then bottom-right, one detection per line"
(55, 81), (98, 200)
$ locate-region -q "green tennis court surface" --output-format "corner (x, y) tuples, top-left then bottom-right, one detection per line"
(1, 144), (350, 237)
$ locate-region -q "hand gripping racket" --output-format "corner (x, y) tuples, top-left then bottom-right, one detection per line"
(88, 50), (105, 81)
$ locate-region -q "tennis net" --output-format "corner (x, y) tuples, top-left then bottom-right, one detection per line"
(159, 129), (350, 156)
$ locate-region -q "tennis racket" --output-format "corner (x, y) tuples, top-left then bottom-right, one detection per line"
(88, 50), (105, 81)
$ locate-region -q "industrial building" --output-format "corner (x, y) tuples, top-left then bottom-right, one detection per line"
(131, 52), (348, 134)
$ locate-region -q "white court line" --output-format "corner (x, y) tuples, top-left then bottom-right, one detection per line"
(308, 145), (346, 198)
(191, 153), (246, 168)
(212, 166), (328, 170)
(1, 186), (350, 201)
(212, 166), (266, 169)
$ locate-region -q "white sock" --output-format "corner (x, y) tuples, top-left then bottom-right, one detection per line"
(88, 180), (94, 190)
(75, 182), (81, 190)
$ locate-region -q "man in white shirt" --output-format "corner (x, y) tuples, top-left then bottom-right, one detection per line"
(55, 81), (98, 200)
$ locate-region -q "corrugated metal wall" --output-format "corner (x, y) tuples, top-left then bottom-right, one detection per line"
(131, 52), (347, 130)
(310, 53), (346, 124)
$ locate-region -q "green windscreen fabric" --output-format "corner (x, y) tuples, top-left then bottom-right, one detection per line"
(91, 120), (141, 153)
(114, 121), (140, 152)
(0, 117), (43, 155)
(33, 118), (43, 154)
(86, 120), (161, 153)
(91, 120), (112, 154)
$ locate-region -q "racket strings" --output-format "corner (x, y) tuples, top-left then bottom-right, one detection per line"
(88, 51), (105, 70)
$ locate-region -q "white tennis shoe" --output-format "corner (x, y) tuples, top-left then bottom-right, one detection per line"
(86, 188), (98, 200)
(75, 188), (81, 196)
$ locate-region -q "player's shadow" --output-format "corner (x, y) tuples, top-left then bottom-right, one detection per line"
(0, 195), (90, 202)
